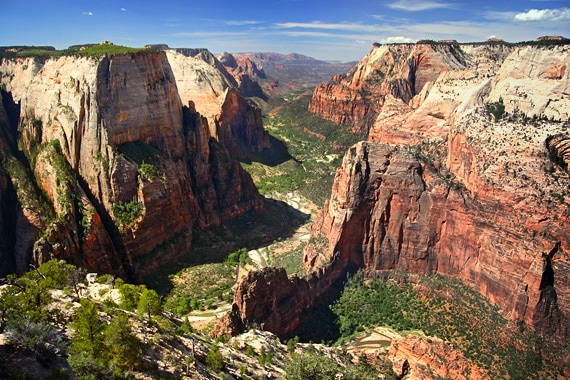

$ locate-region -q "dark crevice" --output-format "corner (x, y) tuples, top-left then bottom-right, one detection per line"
(539, 242), (559, 291)
(76, 175), (135, 282)
(0, 90), (20, 152)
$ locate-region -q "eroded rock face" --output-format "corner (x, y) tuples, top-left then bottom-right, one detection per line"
(0, 51), (264, 278)
(303, 43), (570, 340)
(389, 336), (490, 380)
(166, 49), (269, 157)
(216, 41), (570, 346)
(309, 43), (484, 134)
(311, 43), (570, 145)
(304, 141), (570, 336)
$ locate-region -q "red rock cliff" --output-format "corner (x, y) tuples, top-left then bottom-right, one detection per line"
(0, 51), (264, 279)
(216, 44), (570, 349)
(166, 49), (270, 157)
(309, 43), (512, 135)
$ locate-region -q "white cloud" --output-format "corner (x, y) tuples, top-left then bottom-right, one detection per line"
(82, 11), (93, 16)
(121, 8), (127, 12)
(514, 8), (570, 22)
(275, 21), (383, 33)
(382, 36), (415, 43)
(386, 0), (455, 12)
(224, 20), (261, 26)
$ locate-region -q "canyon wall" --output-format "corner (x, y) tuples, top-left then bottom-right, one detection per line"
(0, 51), (264, 278)
(166, 49), (270, 157)
(217, 43), (570, 345)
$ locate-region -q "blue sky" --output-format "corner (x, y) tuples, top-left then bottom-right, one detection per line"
(1, 0), (569, 61)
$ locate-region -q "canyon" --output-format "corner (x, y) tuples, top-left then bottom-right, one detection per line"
(0, 49), (266, 279)
(216, 42), (570, 369)
(2, 40), (570, 377)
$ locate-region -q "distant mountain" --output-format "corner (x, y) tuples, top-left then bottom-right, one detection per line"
(220, 52), (357, 99)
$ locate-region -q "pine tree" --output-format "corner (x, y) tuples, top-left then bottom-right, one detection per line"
(69, 299), (104, 356)
(137, 288), (162, 319)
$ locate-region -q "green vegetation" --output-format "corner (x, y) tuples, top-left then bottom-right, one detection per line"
(164, 263), (236, 315)
(0, 43), (146, 60)
(223, 248), (253, 267)
(71, 44), (145, 58)
(138, 161), (162, 181)
(548, 139), (568, 172)
(205, 344), (225, 372)
(416, 39), (439, 45)
(283, 349), (383, 380)
(137, 288), (162, 319)
(112, 198), (141, 229)
(242, 90), (361, 206)
(69, 306), (143, 379)
(0, 260), (78, 331)
(117, 141), (161, 165)
(0, 260), (79, 376)
(0, 259), (385, 379)
(332, 271), (566, 379)
(486, 97), (506, 121)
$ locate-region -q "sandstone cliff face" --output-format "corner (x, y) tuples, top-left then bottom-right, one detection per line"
(0, 51), (264, 278)
(217, 44), (570, 349)
(166, 49), (269, 156)
(219, 54), (266, 98)
(303, 43), (570, 339)
(389, 336), (490, 380)
(309, 43), (515, 136)
(304, 141), (570, 335)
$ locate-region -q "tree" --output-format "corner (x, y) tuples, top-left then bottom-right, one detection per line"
(0, 284), (18, 332)
(137, 288), (161, 319)
(205, 344), (225, 372)
(104, 312), (142, 372)
(118, 283), (144, 310)
(69, 299), (104, 356)
(284, 352), (338, 380)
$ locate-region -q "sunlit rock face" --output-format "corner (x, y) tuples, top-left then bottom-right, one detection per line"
(166, 49), (270, 157)
(0, 50), (263, 278)
(216, 43), (570, 347)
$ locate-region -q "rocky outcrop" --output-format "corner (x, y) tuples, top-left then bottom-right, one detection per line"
(303, 140), (569, 335)
(219, 54), (266, 98)
(309, 43), (514, 135)
(0, 51), (263, 278)
(166, 49), (269, 157)
(389, 336), (490, 380)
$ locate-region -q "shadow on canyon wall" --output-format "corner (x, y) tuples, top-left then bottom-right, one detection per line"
(238, 134), (298, 166)
(144, 196), (309, 295)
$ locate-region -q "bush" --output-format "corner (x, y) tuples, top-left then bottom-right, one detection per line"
(112, 198), (141, 229)
(205, 344), (225, 372)
(486, 97), (505, 121)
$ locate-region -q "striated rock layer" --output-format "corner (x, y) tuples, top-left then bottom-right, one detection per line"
(388, 336), (490, 380)
(309, 43), (570, 138)
(216, 43), (570, 354)
(0, 51), (263, 278)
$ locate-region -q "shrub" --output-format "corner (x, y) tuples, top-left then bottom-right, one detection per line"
(205, 344), (225, 372)
(486, 97), (505, 121)
(112, 198), (141, 229)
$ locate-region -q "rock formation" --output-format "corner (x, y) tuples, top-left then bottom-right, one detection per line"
(166, 49), (270, 157)
(216, 42), (570, 355)
(219, 53), (266, 99)
(0, 51), (264, 279)
(388, 336), (490, 380)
